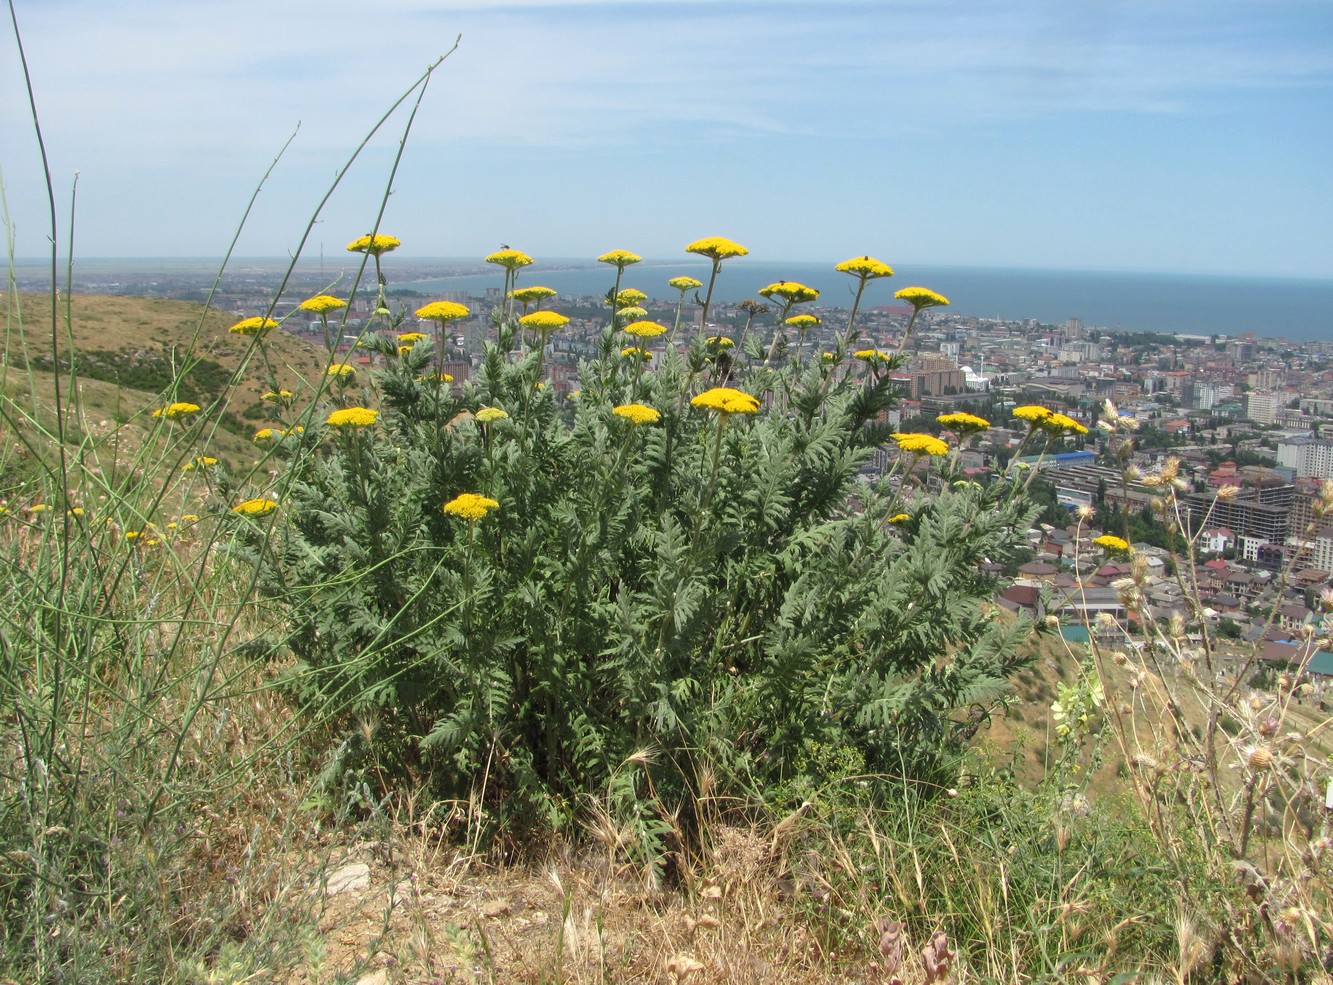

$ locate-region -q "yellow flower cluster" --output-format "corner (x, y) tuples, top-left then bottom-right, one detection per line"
(706, 336), (734, 348)
(613, 403), (661, 425)
(853, 349), (892, 364)
(786, 314), (821, 330)
(597, 249), (642, 268)
(1043, 412), (1089, 435)
(419, 372), (454, 384)
(894, 286), (950, 310)
(615, 306), (648, 323)
(620, 347), (652, 362)
(181, 456), (219, 472)
(485, 249), (533, 270)
(891, 432), (949, 456)
(326, 407), (379, 429)
(253, 428), (279, 442)
(888, 513), (912, 524)
(415, 301), (470, 323)
(152, 402), (201, 420)
(509, 286), (558, 304)
(1093, 534), (1131, 553)
(232, 498), (278, 516)
(476, 407), (509, 424)
(398, 332), (430, 344)
(668, 276), (703, 292)
(261, 389), (295, 403)
(936, 412), (990, 433)
(610, 288), (648, 309)
(685, 237), (749, 261)
(623, 320), (667, 338)
(1012, 405), (1052, 424)
(691, 387), (760, 415)
(326, 363), (356, 378)
(759, 281), (819, 304)
(298, 294), (347, 313)
(346, 234), (400, 255)
(835, 256), (895, 279)
(520, 311), (570, 333)
(229, 317), (279, 337)
(443, 492), (500, 521)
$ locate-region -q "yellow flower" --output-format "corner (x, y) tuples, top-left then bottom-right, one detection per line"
(669, 276), (703, 292)
(520, 311), (570, 334)
(786, 314), (821, 331)
(398, 332), (429, 344)
(325, 363), (356, 379)
(894, 286), (949, 310)
(706, 336), (734, 348)
(326, 407), (379, 429)
(822, 352), (837, 362)
(152, 401), (201, 420)
(613, 403), (661, 425)
(1093, 534), (1131, 553)
(68, 507), (85, 517)
(759, 281), (819, 304)
(835, 256), (894, 279)
(232, 498), (278, 516)
(419, 372), (454, 384)
(181, 514), (199, 524)
(891, 432), (949, 456)
(620, 346), (652, 362)
(597, 249), (642, 268)
(475, 407), (509, 424)
(415, 301), (470, 323)
(509, 286), (558, 304)
(686, 237), (749, 261)
(1043, 412), (1089, 435)
(608, 288), (647, 309)
(125, 530), (142, 540)
(228, 317), (279, 336)
(261, 389), (294, 403)
(888, 513), (911, 524)
(181, 456), (219, 472)
(28, 504), (49, 514)
(853, 349), (892, 364)
(443, 492), (500, 521)
(623, 320), (667, 338)
(615, 306), (648, 323)
(691, 387), (760, 415)
(484, 249), (533, 270)
(936, 412), (990, 433)
(298, 294), (347, 313)
(253, 428), (279, 442)
(1012, 405), (1052, 424)
(346, 234), (400, 255)
(397, 345), (413, 356)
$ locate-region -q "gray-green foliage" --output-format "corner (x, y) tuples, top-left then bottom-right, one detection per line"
(254, 314), (1040, 833)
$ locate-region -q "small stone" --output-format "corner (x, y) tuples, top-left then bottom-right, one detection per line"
(355, 971), (388, 985)
(325, 862), (371, 896)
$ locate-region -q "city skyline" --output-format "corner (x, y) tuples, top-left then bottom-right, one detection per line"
(3, 1), (1331, 278)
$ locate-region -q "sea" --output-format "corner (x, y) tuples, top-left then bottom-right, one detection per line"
(13, 257), (1333, 343)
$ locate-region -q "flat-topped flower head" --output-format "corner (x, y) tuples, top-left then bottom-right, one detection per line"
(443, 492), (500, 521)
(397, 332), (429, 344)
(836, 256), (895, 280)
(299, 294), (347, 313)
(485, 248), (533, 270)
(669, 275), (703, 293)
(1012, 405), (1052, 424)
(152, 401), (201, 420)
(475, 407), (509, 424)
(607, 288), (647, 309)
(623, 320), (667, 338)
(894, 286), (950, 311)
(822, 351), (838, 363)
(891, 432), (949, 457)
(182, 455), (219, 472)
(706, 336), (735, 348)
(853, 349), (892, 364)
(888, 513), (911, 524)
(419, 372), (454, 384)
(232, 498), (278, 516)
(620, 346), (653, 362)
(1043, 412), (1089, 435)
(325, 363), (356, 379)
(937, 411), (990, 434)
(1093, 534), (1131, 554)
(253, 428), (279, 443)
(326, 406), (379, 429)
(229, 316), (279, 337)
(686, 237), (749, 261)
(613, 403), (661, 425)
(597, 249), (642, 269)
(261, 389), (295, 404)
(415, 301), (470, 323)
(520, 310), (570, 334)
(509, 286), (558, 305)
(692, 387), (760, 415)
(786, 314), (821, 331)
(615, 306), (648, 323)
(346, 234), (400, 255)
(759, 281), (819, 305)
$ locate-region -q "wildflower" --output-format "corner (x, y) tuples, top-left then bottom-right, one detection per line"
(228, 316), (279, 337)
(152, 402), (201, 420)
(232, 498), (278, 516)
(888, 513), (911, 524)
(1012, 405), (1052, 424)
(706, 336), (734, 348)
(509, 285), (557, 305)
(691, 387), (760, 415)
(28, 504), (49, 514)
(519, 311), (570, 334)
(68, 507), (85, 517)
(443, 492), (500, 521)
(182, 456), (219, 472)
(1215, 485), (1241, 501)
(1076, 504), (1096, 520)
(821, 352), (837, 362)
(415, 301), (470, 323)
(759, 281), (819, 305)
(669, 276), (703, 292)
(615, 306), (648, 323)
(685, 237), (749, 261)
(894, 286), (949, 310)
(1043, 412), (1089, 436)
(835, 256), (894, 279)
(1093, 534), (1131, 554)
(1245, 745), (1274, 773)
(181, 514), (199, 524)
(484, 248), (533, 270)
(253, 428), (278, 443)
(346, 234), (400, 255)
(260, 389), (294, 403)
(786, 314), (821, 331)
(610, 288), (648, 309)
(397, 345), (413, 356)
(613, 403), (661, 425)
(325, 363), (356, 379)
(298, 294), (347, 313)
(419, 372), (454, 384)
(620, 346), (653, 362)
(597, 249), (642, 269)
(891, 433), (949, 457)
(936, 411), (990, 434)
(623, 320), (667, 338)
(326, 407), (379, 429)
(398, 332), (430, 344)
(853, 349), (892, 364)
(125, 530), (142, 540)
(475, 407), (509, 424)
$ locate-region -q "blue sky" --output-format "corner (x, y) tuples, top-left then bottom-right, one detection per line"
(2, 0), (1331, 277)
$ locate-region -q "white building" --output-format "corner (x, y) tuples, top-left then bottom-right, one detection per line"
(1277, 438), (1333, 479)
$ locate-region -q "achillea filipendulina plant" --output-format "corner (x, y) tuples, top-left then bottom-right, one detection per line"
(152, 401), (201, 420)
(347, 233), (401, 255)
(228, 316), (279, 337)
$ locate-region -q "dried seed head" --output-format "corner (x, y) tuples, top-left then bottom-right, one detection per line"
(1246, 745), (1274, 772)
(1258, 716), (1280, 738)
(1112, 651), (1129, 666)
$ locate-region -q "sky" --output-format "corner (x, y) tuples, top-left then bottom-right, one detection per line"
(2, 0), (1331, 278)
